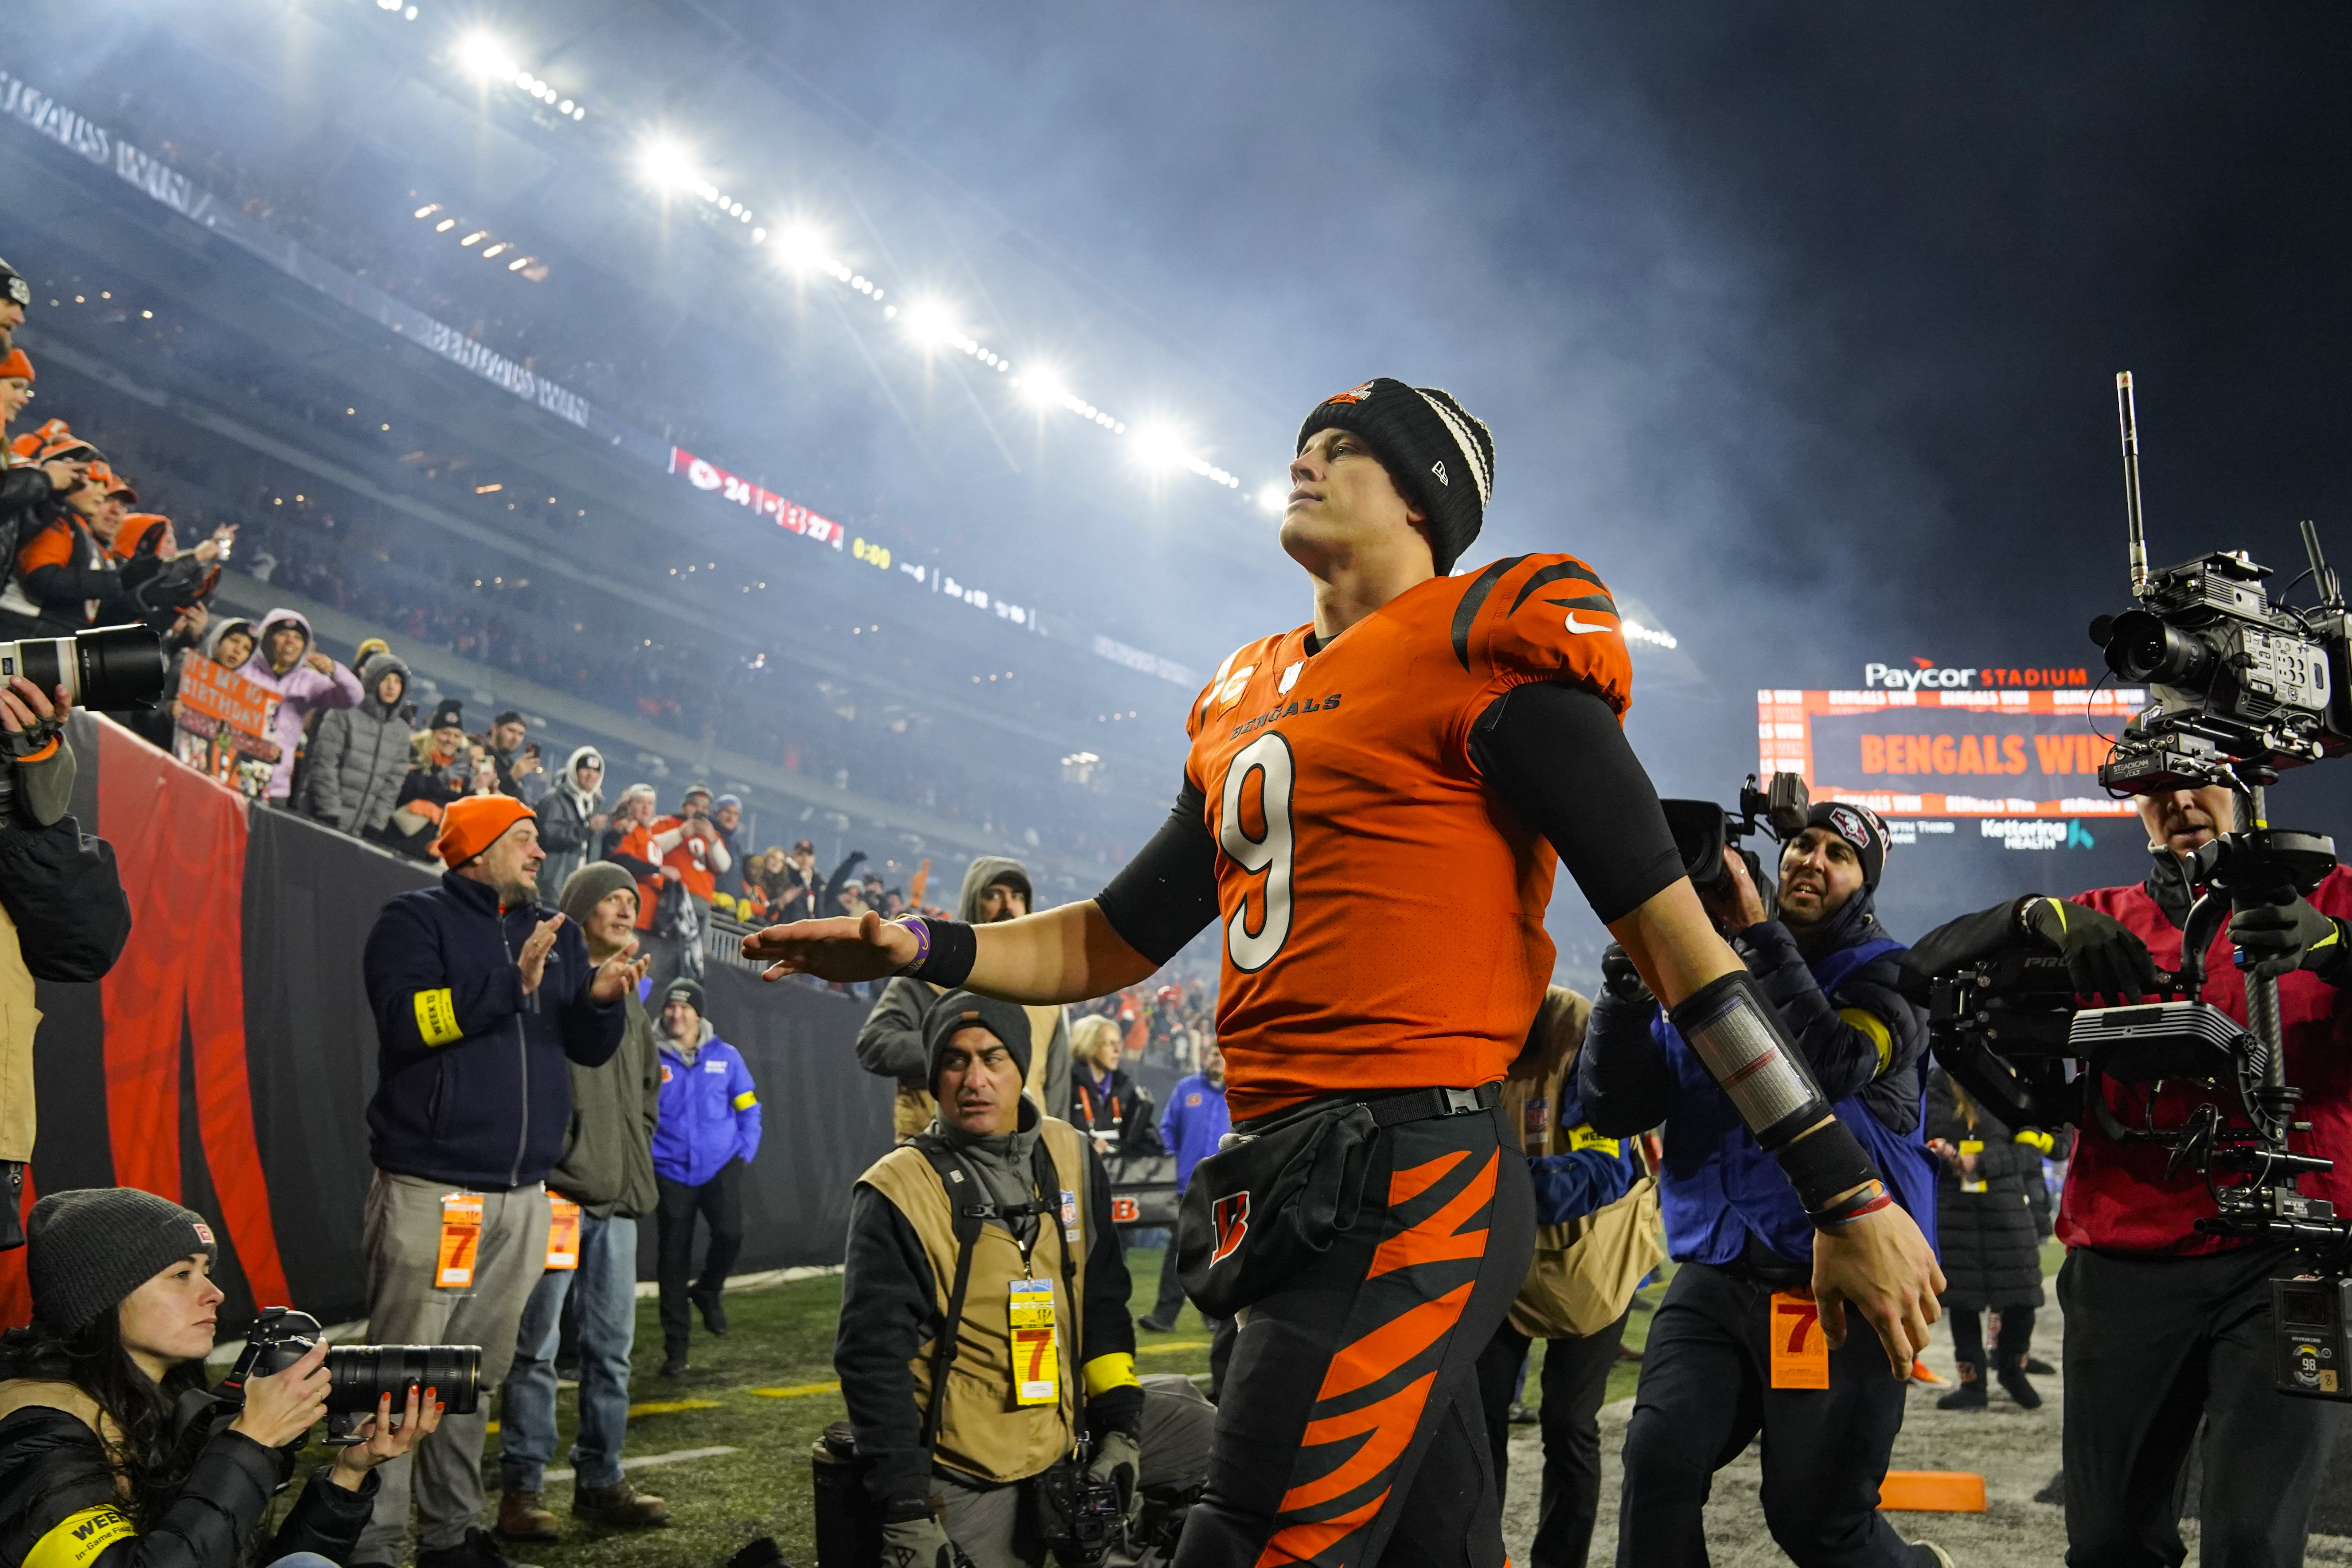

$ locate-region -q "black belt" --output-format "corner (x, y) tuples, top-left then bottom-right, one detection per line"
(1235, 1081), (1501, 1136)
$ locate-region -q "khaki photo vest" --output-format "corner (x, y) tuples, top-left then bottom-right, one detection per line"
(1501, 1036), (1666, 1341)
(858, 1115), (1092, 1485)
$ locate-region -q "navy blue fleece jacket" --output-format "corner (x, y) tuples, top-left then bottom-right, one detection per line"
(363, 870), (625, 1190)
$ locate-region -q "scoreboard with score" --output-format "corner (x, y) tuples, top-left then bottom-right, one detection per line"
(1758, 686), (2149, 819)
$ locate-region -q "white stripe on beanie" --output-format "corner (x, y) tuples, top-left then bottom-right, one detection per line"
(1412, 390), (1493, 508)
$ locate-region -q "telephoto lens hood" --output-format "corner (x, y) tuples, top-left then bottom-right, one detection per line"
(0, 624), (166, 711)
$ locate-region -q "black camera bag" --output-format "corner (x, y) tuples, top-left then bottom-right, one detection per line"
(0, 814), (131, 982)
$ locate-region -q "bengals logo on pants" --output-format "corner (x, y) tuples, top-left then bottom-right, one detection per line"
(1210, 1192), (1251, 1267)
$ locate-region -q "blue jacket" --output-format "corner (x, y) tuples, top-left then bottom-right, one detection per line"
(1525, 1078), (1643, 1226)
(654, 1024), (762, 1186)
(363, 870), (625, 1190)
(1579, 892), (1938, 1268)
(1158, 1072), (1231, 1192)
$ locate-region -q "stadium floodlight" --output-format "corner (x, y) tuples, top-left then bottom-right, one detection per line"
(774, 222), (829, 271)
(455, 32), (515, 82)
(1016, 371), (1067, 409)
(638, 137), (701, 191)
(1131, 425), (1186, 472)
(1256, 483), (1287, 515)
(900, 298), (958, 347)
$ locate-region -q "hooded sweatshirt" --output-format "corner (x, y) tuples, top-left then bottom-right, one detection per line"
(537, 745), (606, 895)
(300, 651), (413, 834)
(236, 608), (361, 800)
(852, 855), (1073, 1139)
(652, 1018), (761, 1187)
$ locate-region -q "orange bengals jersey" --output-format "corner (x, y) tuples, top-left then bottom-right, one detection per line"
(1183, 552), (1635, 1120)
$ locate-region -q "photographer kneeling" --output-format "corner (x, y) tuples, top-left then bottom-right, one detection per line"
(1904, 783), (2352, 1566)
(0, 1189), (440, 1568)
(1580, 804), (1945, 1568)
(835, 995), (1209, 1568)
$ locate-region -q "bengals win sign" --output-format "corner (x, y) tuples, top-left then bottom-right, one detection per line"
(1759, 686), (2146, 819)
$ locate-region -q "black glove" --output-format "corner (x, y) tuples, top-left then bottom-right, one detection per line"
(2229, 897), (2350, 983)
(1600, 943), (1654, 1003)
(2019, 896), (2164, 1000)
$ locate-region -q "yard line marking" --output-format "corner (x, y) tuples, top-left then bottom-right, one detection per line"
(1138, 1341), (1209, 1353)
(629, 1399), (723, 1416)
(546, 1446), (737, 1483)
(750, 1381), (842, 1398)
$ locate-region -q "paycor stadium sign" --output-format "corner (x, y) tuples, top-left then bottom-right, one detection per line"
(1862, 660), (2093, 692)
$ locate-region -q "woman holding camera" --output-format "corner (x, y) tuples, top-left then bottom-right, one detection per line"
(0, 1188), (441, 1568)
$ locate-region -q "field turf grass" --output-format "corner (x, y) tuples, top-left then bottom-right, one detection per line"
(306, 1246), (1217, 1568)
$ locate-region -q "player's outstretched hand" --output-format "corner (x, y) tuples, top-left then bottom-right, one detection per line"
(1811, 1201), (1944, 1380)
(742, 909), (920, 983)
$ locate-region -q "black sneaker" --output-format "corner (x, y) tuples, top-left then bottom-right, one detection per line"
(418, 1527), (539, 1568)
(1997, 1363), (2044, 1409)
(2023, 1356), (2056, 1376)
(659, 1352), (689, 1377)
(691, 1288), (729, 1336)
(1136, 1314), (1177, 1334)
(1936, 1365), (1988, 1410)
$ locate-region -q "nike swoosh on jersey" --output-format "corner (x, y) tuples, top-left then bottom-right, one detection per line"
(1562, 612), (1616, 635)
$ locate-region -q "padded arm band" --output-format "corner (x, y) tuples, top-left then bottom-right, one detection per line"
(1668, 968), (1881, 1216)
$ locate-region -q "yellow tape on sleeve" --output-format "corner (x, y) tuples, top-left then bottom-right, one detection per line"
(732, 1091), (759, 1111)
(2014, 1129), (2056, 1155)
(413, 987), (464, 1047)
(1837, 1007), (1894, 1075)
(1081, 1351), (1141, 1398)
(24, 1505), (137, 1568)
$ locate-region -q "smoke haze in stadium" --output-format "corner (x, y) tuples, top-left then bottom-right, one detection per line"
(13, 0), (2352, 951)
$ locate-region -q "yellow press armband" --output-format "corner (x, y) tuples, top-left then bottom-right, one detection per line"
(413, 987), (464, 1047)
(1081, 1351), (1140, 1399)
(732, 1091), (759, 1111)
(2014, 1129), (2056, 1155)
(25, 1505), (136, 1568)
(1838, 1007), (1894, 1075)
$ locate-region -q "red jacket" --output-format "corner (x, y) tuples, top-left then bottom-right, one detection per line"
(2057, 863), (2352, 1254)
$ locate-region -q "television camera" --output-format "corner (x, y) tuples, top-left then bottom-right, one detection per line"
(1926, 372), (2352, 1399)
(1660, 771), (1810, 918)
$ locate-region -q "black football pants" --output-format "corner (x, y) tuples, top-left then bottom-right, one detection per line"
(1473, 1311), (1630, 1568)
(2060, 1243), (2347, 1567)
(1615, 1261), (1931, 1568)
(1172, 1104), (1534, 1568)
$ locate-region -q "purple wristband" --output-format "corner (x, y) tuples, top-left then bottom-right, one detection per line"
(892, 916), (932, 974)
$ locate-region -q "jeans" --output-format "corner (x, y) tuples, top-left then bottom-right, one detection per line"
(500, 1213), (640, 1492)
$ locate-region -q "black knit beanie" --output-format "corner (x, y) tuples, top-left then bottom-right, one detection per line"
(1296, 378), (1495, 575)
(561, 861), (639, 926)
(28, 1188), (217, 1334)
(663, 977), (707, 1018)
(924, 992), (1033, 1092)
(1806, 801), (1892, 891)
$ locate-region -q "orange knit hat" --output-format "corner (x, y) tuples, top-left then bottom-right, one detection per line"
(431, 794), (536, 867)
(0, 348), (31, 382)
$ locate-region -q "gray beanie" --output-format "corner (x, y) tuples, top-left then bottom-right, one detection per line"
(561, 861), (639, 925)
(29, 1188), (218, 1334)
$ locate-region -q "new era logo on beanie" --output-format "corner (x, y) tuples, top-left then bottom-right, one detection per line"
(1297, 378), (1494, 574)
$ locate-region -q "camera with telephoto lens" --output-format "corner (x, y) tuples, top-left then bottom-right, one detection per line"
(1660, 771), (1809, 919)
(0, 624), (166, 710)
(1924, 374), (2352, 1403)
(224, 1307), (483, 1444)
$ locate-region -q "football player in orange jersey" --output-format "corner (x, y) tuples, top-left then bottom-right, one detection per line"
(748, 378), (1941, 1568)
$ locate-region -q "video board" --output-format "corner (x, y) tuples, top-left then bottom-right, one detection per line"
(1756, 685), (2149, 824)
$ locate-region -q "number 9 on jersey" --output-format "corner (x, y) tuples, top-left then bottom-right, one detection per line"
(1219, 733), (1296, 971)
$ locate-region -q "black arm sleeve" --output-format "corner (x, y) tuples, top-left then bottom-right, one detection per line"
(1079, 1143), (1145, 1436)
(1469, 683), (1685, 925)
(1094, 777), (1222, 966)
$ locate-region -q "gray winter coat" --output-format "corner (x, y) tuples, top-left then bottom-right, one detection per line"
(854, 854), (1071, 1140)
(300, 652), (413, 835)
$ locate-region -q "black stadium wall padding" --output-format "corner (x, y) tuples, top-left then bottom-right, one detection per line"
(4, 714), (892, 1332)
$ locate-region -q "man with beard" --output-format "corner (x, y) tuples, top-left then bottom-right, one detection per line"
(1578, 802), (1946, 1566)
(856, 857), (1074, 1141)
(357, 795), (642, 1568)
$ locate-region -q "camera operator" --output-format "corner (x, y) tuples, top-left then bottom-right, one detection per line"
(1903, 782), (2352, 1564)
(835, 995), (1217, 1568)
(357, 795), (641, 1568)
(0, 672), (75, 1248)
(0, 1188), (441, 1568)
(1579, 802), (1945, 1567)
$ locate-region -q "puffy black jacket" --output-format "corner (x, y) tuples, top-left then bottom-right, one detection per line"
(363, 870), (625, 1190)
(0, 1403), (374, 1568)
(1924, 1068), (2046, 1311)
